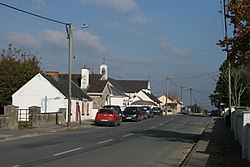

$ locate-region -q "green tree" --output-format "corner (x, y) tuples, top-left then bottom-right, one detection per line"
(0, 44), (41, 107)
(210, 59), (250, 108)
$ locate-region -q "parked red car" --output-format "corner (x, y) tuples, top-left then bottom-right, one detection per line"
(95, 108), (121, 126)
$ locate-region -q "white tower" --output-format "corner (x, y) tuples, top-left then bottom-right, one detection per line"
(100, 63), (108, 80)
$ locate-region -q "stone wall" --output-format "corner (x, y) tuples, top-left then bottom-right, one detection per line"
(29, 106), (66, 127)
(0, 105), (18, 130)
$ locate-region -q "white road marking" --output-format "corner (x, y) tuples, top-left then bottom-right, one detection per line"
(123, 133), (134, 138)
(165, 120), (169, 123)
(150, 126), (156, 129)
(12, 165), (20, 167)
(97, 139), (114, 144)
(53, 147), (82, 157)
(159, 123), (164, 125)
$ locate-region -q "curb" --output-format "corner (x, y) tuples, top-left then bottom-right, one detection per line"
(180, 117), (212, 166)
(0, 123), (95, 142)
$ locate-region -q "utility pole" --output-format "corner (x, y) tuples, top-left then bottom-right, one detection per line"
(180, 84), (183, 103)
(189, 88), (192, 114)
(165, 77), (169, 114)
(67, 23), (72, 127)
(223, 0), (231, 125)
(66, 23), (89, 127)
(195, 99), (198, 113)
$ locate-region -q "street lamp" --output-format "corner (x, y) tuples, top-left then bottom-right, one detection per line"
(66, 23), (89, 127)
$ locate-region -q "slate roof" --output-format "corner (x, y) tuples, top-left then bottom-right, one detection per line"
(108, 78), (128, 96)
(59, 73), (149, 97)
(60, 74), (81, 86)
(88, 74), (108, 93)
(42, 73), (92, 101)
(59, 73), (107, 94)
(113, 80), (149, 93)
(142, 90), (162, 104)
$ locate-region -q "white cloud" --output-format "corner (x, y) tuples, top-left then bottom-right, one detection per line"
(80, 0), (138, 13)
(80, 0), (151, 25)
(74, 30), (105, 54)
(39, 29), (66, 51)
(6, 32), (41, 48)
(5, 29), (105, 55)
(158, 36), (191, 57)
(130, 14), (152, 24)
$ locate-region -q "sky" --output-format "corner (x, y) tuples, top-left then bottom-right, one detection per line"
(0, 0), (227, 110)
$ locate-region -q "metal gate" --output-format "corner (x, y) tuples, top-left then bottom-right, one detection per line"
(18, 109), (31, 122)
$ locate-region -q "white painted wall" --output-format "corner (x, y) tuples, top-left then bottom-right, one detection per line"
(110, 96), (129, 110)
(12, 73), (66, 112)
(12, 73), (94, 122)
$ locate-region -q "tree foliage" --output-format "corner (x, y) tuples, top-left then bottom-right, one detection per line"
(0, 44), (41, 107)
(210, 59), (250, 108)
(213, 0), (250, 108)
(218, 0), (250, 61)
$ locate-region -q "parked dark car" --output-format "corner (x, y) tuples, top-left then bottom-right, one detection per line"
(181, 107), (189, 114)
(142, 106), (153, 118)
(102, 105), (122, 116)
(122, 106), (144, 122)
(95, 108), (121, 126)
(207, 110), (218, 116)
(151, 107), (164, 116)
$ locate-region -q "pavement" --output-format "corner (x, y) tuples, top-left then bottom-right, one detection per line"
(0, 117), (250, 166)
(0, 121), (94, 142)
(182, 117), (250, 167)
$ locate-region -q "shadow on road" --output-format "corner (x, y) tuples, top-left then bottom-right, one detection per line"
(133, 129), (201, 144)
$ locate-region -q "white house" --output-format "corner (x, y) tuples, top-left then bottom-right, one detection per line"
(12, 72), (93, 122)
(158, 95), (183, 114)
(131, 90), (161, 107)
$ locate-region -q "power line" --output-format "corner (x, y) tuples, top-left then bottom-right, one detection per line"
(168, 71), (218, 80)
(169, 79), (212, 95)
(0, 2), (68, 25)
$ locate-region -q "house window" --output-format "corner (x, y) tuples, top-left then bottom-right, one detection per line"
(87, 103), (89, 115)
(82, 103), (85, 115)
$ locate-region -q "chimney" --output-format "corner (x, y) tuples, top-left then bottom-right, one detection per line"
(45, 71), (59, 81)
(81, 65), (89, 89)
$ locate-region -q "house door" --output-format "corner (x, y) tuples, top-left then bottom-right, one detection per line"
(76, 102), (79, 122)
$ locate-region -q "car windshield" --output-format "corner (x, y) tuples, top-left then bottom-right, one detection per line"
(98, 109), (113, 114)
(124, 107), (138, 114)
(103, 105), (121, 112)
(152, 107), (159, 111)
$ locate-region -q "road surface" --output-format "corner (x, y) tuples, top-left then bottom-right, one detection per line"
(0, 115), (210, 167)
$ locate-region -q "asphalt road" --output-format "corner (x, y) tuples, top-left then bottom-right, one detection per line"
(0, 115), (210, 167)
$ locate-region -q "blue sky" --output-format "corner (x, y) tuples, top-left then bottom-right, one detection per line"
(0, 0), (227, 110)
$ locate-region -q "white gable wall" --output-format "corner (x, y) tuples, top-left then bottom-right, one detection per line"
(12, 73), (67, 112)
(135, 91), (152, 102)
(110, 96), (129, 110)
